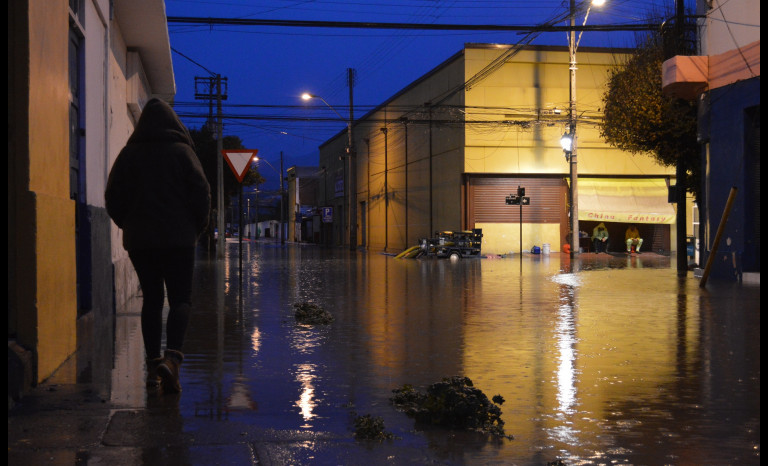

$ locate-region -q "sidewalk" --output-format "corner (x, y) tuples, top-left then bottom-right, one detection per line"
(8, 380), (438, 466)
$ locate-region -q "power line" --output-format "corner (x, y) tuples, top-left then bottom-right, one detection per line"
(171, 47), (217, 76)
(166, 16), (660, 32)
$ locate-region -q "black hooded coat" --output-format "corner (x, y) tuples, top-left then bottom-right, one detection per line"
(105, 98), (210, 251)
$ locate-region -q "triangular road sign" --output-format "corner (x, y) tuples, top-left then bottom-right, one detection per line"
(222, 150), (258, 183)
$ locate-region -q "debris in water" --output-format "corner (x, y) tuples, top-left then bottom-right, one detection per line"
(390, 376), (512, 439)
(353, 414), (396, 441)
(293, 302), (334, 325)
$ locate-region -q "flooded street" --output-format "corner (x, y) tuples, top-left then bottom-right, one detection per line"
(112, 242), (760, 465)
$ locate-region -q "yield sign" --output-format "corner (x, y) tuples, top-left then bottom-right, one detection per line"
(222, 150), (258, 183)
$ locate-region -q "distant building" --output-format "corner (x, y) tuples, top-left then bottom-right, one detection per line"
(9, 0), (175, 394)
(662, 0), (760, 282)
(286, 166), (321, 242)
(319, 43), (680, 254)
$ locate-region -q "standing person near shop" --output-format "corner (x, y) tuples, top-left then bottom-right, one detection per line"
(625, 224), (643, 254)
(105, 98), (210, 394)
(592, 222), (610, 254)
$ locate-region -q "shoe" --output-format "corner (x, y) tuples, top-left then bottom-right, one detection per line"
(146, 357), (163, 389)
(158, 350), (184, 393)
(635, 251), (641, 255)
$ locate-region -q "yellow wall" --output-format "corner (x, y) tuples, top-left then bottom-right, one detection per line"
(463, 47), (674, 178)
(352, 56), (467, 251)
(477, 222), (562, 255)
(35, 196), (77, 379)
(344, 45), (679, 255)
(27, 0), (78, 382)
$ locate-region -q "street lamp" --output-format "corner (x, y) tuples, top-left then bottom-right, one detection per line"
(564, 0), (605, 257)
(560, 131), (573, 156)
(301, 92), (356, 250)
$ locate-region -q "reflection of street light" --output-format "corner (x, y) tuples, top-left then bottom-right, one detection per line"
(564, 0), (605, 257)
(302, 91), (356, 251)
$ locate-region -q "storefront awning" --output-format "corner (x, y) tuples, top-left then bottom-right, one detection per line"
(574, 178), (676, 224)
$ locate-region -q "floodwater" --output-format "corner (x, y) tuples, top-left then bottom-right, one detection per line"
(112, 242), (760, 465)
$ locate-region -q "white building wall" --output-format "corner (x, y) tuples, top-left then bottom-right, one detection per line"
(107, 5), (168, 308)
(84, 0), (109, 209)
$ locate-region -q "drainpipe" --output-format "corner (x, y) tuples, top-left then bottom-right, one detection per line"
(427, 103), (433, 235)
(380, 127), (388, 251)
(400, 117), (409, 247)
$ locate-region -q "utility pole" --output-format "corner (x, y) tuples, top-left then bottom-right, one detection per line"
(568, 0), (579, 258)
(280, 151), (285, 245)
(347, 68), (357, 251)
(674, 0), (688, 276)
(194, 75), (228, 258)
(216, 75), (226, 259)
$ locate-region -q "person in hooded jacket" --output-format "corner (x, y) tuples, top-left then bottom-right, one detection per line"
(625, 224), (643, 254)
(592, 222), (610, 254)
(105, 98), (210, 394)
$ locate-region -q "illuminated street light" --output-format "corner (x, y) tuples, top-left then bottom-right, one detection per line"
(565, 0), (605, 257)
(560, 131), (573, 155)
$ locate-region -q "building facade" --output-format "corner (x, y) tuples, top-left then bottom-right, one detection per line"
(320, 44), (680, 255)
(662, 0), (760, 282)
(9, 0), (175, 395)
(286, 166), (321, 243)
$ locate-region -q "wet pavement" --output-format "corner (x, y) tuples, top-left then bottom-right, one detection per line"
(8, 241), (761, 465)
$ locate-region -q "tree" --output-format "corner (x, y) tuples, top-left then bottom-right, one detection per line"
(600, 33), (700, 200)
(189, 126), (265, 246)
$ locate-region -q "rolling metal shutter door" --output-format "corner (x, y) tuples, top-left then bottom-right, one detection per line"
(469, 177), (566, 223)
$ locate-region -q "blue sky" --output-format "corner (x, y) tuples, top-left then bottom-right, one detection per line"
(165, 0), (685, 191)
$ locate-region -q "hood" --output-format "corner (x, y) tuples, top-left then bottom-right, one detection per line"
(128, 98), (193, 147)
(597, 223), (606, 229)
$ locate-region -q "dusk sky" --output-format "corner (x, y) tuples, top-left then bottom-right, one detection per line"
(165, 0), (686, 191)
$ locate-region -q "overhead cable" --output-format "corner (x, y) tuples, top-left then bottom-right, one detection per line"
(166, 16), (659, 32)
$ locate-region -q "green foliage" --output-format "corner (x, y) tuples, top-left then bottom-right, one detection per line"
(600, 35), (700, 200)
(293, 302), (334, 325)
(353, 414), (396, 441)
(390, 376), (511, 439)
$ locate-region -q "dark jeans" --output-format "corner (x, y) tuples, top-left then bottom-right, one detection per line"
(593, 238), (609, 253)
(129, 248), (195, 359)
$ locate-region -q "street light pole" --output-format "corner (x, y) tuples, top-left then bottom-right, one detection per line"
(347, 68), (356, 252)
(569, 0), (579, 258)
(564, 0), (604, 257)
(301, 86), (356, 251)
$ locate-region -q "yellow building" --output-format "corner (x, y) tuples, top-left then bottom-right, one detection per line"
(319, 44), (680, 255)
(9, 0), (175, 394)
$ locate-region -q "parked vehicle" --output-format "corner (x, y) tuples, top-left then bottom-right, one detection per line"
(408, 229), (483, 259)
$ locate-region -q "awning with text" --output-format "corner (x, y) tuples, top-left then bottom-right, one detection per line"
(573, 178), (676, 224)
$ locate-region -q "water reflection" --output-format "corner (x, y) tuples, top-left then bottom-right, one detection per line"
(161, 245), (760, 464)
(555, 283), (577, 419)
(226, 375), (257, 412)
(295, 363), (318, 428)
(251, 326), (261, 354)
(626, 254), (643, 268)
